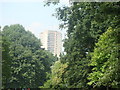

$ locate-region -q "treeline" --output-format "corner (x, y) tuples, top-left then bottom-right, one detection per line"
(41, 2), (120, 89)
(1, 24), (57, 88)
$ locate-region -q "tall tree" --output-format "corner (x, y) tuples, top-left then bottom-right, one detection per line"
(88, 27), (120, 89)
(2, 24), (57, 88)
(2, 35), (11, 88)
(46, 2), (120, 89)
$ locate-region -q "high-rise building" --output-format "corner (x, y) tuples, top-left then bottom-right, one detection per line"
(40, 30), (62, 57)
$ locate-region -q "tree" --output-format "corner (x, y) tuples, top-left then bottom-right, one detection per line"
(0, 26), (2, 88)
(2, 24), (57, 88)
(88, 27), (120, 89)
(50, 2), (120, 89)
(41, 60), (68, 88)
(1, 28), (11, 88)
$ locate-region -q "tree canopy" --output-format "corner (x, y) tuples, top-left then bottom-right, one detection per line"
(88, 27), (120, 88)
(1, 1), (120, 89)
(2, 24), (57, 88)
(42, 2), (120, 89)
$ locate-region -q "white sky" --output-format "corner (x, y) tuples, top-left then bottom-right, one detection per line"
(0, 0), (69, 3)
(0, 0), (69, 39)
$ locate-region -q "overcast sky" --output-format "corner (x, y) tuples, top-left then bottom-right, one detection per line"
(0, 0), (69, 39)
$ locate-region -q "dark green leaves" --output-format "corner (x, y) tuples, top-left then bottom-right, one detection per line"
(2, 24), (57, 88)
(45, 2), (120, 89)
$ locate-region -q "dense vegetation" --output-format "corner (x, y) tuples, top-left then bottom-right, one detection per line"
(42, 2), (120, 89)
(1, 24), (57, 88)
(1, 2), (120, 89)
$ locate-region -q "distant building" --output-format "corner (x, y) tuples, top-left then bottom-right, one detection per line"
(40, 30), (62, 57)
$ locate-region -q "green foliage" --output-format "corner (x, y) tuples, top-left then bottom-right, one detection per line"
(2, 24), (57, 88)
(48, 2), (120, 89)
(88, 27), (120, 88)
(2, 34), (11, 88)
(0, 29), (1, 89)
(41, 60), (68, 88)
(2, 2), (120, 89)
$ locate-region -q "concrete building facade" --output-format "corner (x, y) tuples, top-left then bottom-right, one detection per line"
(40, 30), (62, 57)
